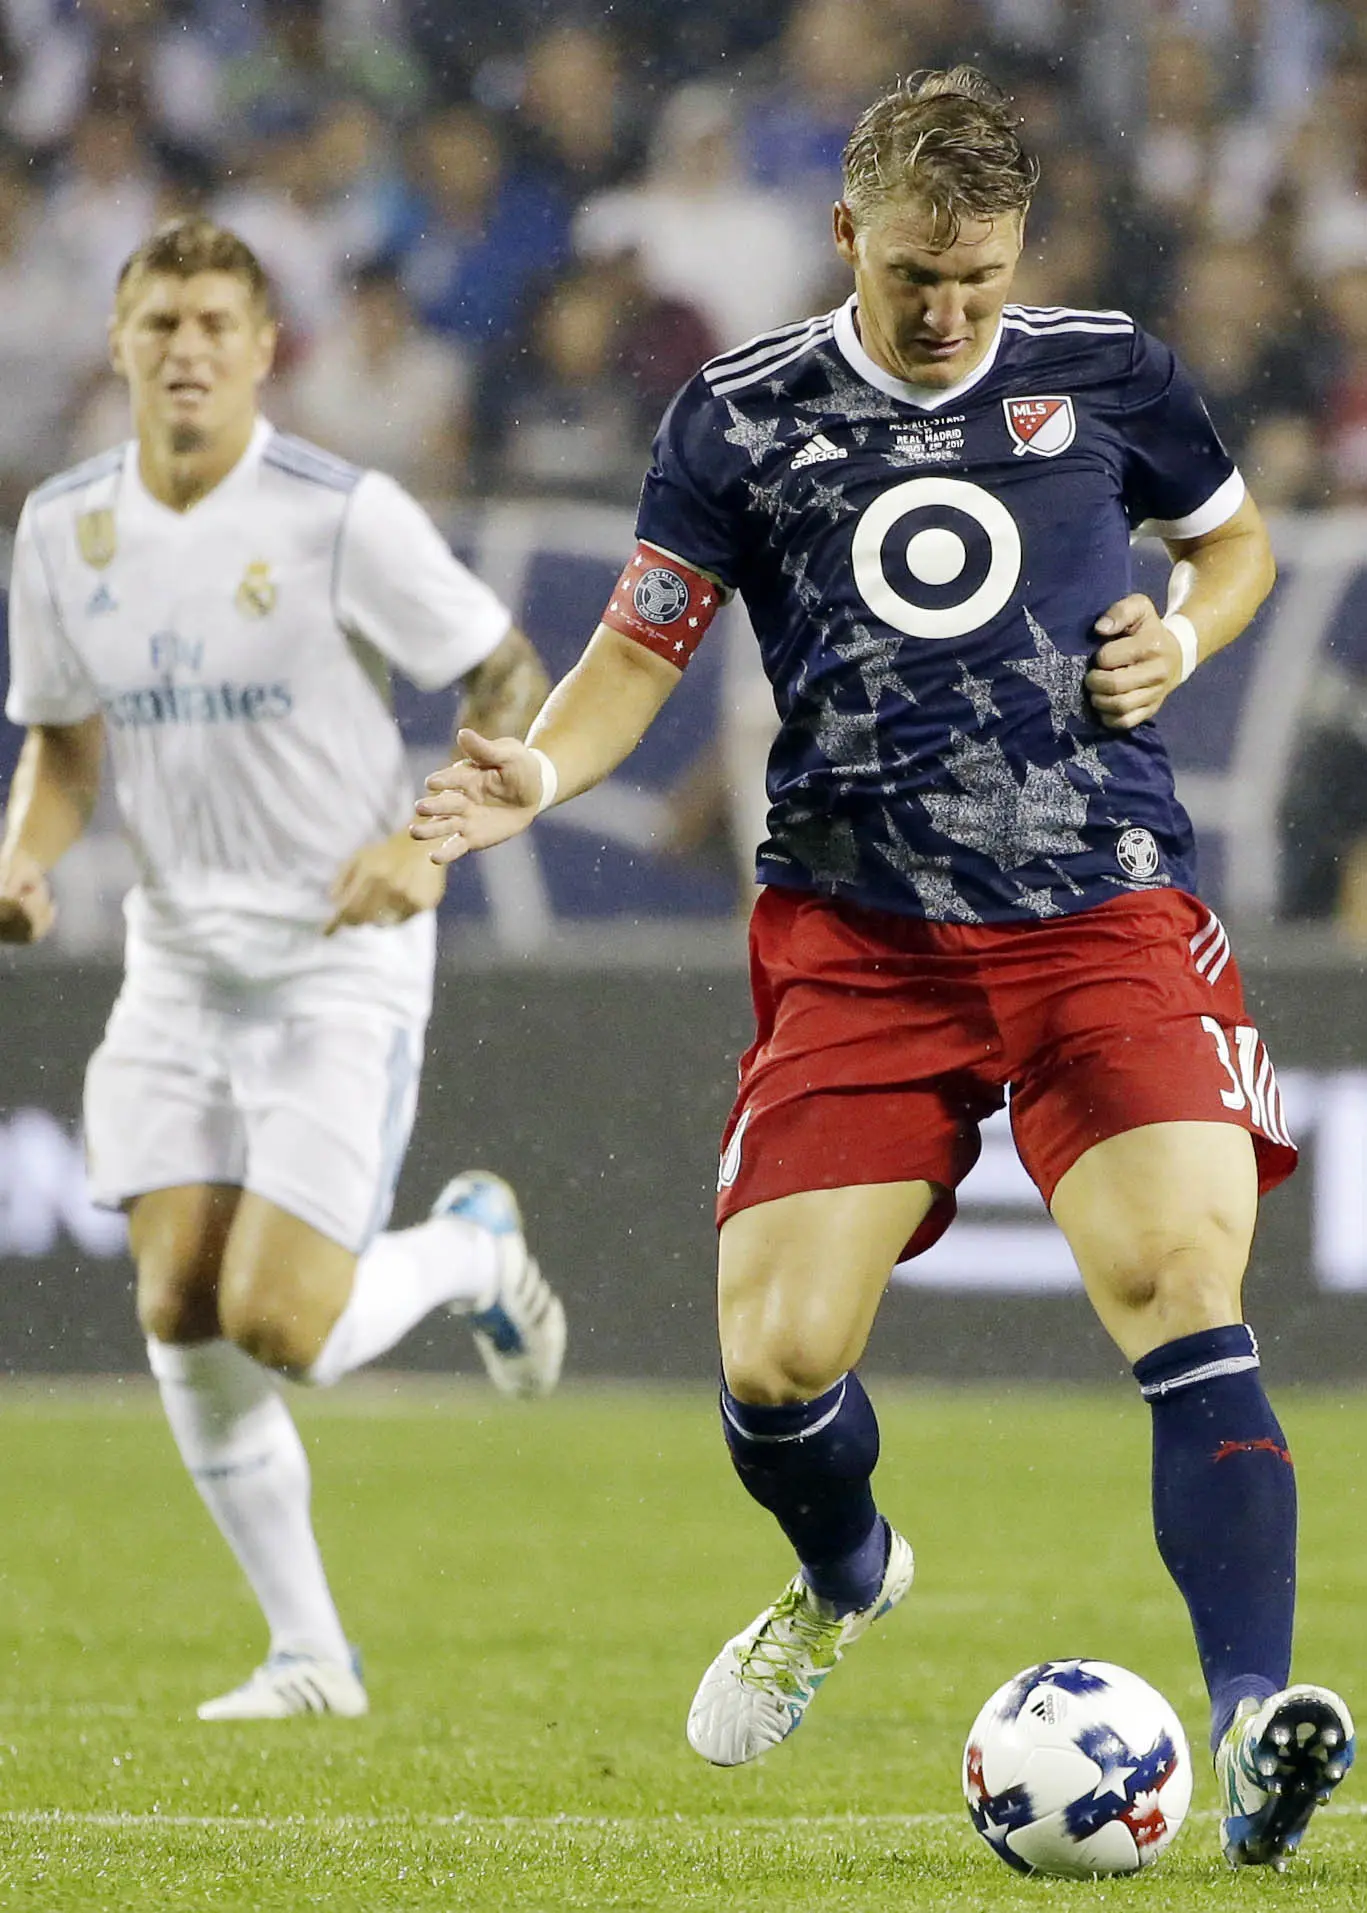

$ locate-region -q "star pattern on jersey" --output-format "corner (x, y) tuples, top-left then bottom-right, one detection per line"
(875, 833), (984, 922)
(797, 352), (903, 425)
(1067, 740), (1114, 788)
(743, 475), (802, 538)
(787, 613), (921, 782)
(723, 401), (787, 465)
(787, 691), (887, 776)
(834, 622), (919, 723)
(1012, 881), (1065, 918)
(799, 470), (852, 523)
(920, 733), (1091, 871)
(1005, 608), (1090, 738)
(771, 805), (862, 888)
(955, 662), (1001, 728)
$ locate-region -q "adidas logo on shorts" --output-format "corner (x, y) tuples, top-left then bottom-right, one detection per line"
(791, 433), (847, 469)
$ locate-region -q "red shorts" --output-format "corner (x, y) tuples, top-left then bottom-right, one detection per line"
(715, 886), (1297, 1258)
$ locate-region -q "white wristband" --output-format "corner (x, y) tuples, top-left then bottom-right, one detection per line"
(1163, 613), (1199, 684)
(528, 746), (559, 814)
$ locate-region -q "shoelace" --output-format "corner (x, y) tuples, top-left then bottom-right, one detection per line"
(736, 1585), (845, 1697)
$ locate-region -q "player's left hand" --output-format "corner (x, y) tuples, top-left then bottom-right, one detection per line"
(1086, 595), (1184, 731)
(325, 828), (447, 934)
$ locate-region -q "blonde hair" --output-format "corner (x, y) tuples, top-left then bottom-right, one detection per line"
(842, 67), (1039, 245)
(114, 216), (274, 319)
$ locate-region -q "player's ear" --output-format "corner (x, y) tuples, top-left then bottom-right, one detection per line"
(108, 311), (128, 381)
(253, 318), (279, 384)
(833, 200), (858, 266)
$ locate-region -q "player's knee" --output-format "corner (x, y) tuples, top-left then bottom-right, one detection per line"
(135, 1262), (220, 1345)
(1099, 1223), (1245, 1327)
(724, 1333), (846, 1406)
(217, 1278), (316, 1375)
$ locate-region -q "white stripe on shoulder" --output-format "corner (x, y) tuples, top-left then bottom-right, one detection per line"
(704, 311), (833, 376)
(1003, 316), (1134, 338)
(710, 325), (835, 396)
(703, 313), (836, 393)
(1003, 302), (1134, 328)
(30, 445), (126, 506)
(1146, 469), (1246, 541)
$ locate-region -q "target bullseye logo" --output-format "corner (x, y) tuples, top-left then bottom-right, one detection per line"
(851, 477), (1022, 640)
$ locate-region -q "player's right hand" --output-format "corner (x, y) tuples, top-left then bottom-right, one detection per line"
(410, 728), (544, 866)
(0, 847), (56, 944)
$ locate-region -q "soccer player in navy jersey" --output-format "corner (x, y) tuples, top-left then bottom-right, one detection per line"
(411, 69), (1353, 1866)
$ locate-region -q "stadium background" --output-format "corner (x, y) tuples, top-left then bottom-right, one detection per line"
(1, 0), (1366, 1383)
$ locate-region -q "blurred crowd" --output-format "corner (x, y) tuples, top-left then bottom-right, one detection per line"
(3, 0), (1367, 941)
(3, 0), (1367, 522)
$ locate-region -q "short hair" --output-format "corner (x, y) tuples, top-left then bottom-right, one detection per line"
(842, 67), (1040, 245)
(114, 216), (275, 320)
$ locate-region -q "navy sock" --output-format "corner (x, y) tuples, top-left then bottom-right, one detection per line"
(721, 1372), (886, 1613)
(1133, 1325), (1296, 1750)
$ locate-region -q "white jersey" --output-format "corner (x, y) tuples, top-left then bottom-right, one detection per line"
(6, 419), (510, 1017)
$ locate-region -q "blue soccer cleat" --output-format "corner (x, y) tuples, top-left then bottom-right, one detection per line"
(1216, 1683), (1355, 1869)
(431, 1171), (566, 1398)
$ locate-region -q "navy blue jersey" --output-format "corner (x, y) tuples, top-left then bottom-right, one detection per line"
(635, 295), (1244, 923)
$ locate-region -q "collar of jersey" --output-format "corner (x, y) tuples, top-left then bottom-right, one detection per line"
(834, 295), (1004, 412)
(124, 414), (273, 520)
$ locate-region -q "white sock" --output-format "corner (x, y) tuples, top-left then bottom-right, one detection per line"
(147, 1338), (350, 1666)
(307, 1214), (499, 1388)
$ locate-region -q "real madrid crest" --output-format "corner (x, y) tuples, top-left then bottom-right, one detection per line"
(235, 560), (276, 619)
(76, 509), (117, 569)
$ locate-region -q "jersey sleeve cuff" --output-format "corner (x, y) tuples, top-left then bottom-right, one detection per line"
(4, 692), (101, 726)
(1145, 469), (1245, 540)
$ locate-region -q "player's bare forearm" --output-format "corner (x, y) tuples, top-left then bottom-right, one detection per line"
(1087, 496), (1274, 730)
(455, 626), (550, 745)
(0, 719), (103, 871)
(0, 718), (104, 943)
(412, 626), (682, 863)
(1161, 493), (1276, 665)
(525, 627), (682, 802)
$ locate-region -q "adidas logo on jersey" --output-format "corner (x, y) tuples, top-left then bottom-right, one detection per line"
(791, 433), (847, 469)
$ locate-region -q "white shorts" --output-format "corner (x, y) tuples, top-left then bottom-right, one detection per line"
(84, 979), (424, 1253)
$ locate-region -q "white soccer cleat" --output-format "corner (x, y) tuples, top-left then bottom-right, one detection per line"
(431, 1171), (566, 1399)
(197, 1650), (369, 1721)
(1217, 1683), (1355, 1869)
(686, 1523), (915, 1766)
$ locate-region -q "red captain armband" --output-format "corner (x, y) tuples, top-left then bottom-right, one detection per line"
(600, 543), (722, 668)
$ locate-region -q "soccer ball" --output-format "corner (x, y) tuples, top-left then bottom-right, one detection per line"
(963, 1659), (1193, 1878)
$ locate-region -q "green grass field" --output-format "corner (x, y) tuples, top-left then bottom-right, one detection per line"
(0, 1380), (1364, 1911)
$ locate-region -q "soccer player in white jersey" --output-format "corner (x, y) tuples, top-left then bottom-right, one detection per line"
(409, 72), (1353, 1869)
(0, 217), (566, 1720)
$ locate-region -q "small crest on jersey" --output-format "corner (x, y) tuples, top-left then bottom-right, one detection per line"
(1116, 826), (1160, 880)
(86, 582), (118, 616)
(235, 560), (277, 619)
(632, 566), (689, 626)
(1003, 395), (1076, 458)
(76, 509), (117, 569)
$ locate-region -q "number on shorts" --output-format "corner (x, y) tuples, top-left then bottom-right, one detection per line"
(1199, 1015), (1293, 1145)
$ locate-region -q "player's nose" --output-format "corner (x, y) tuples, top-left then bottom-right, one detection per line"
(922, 287), (968, 336)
